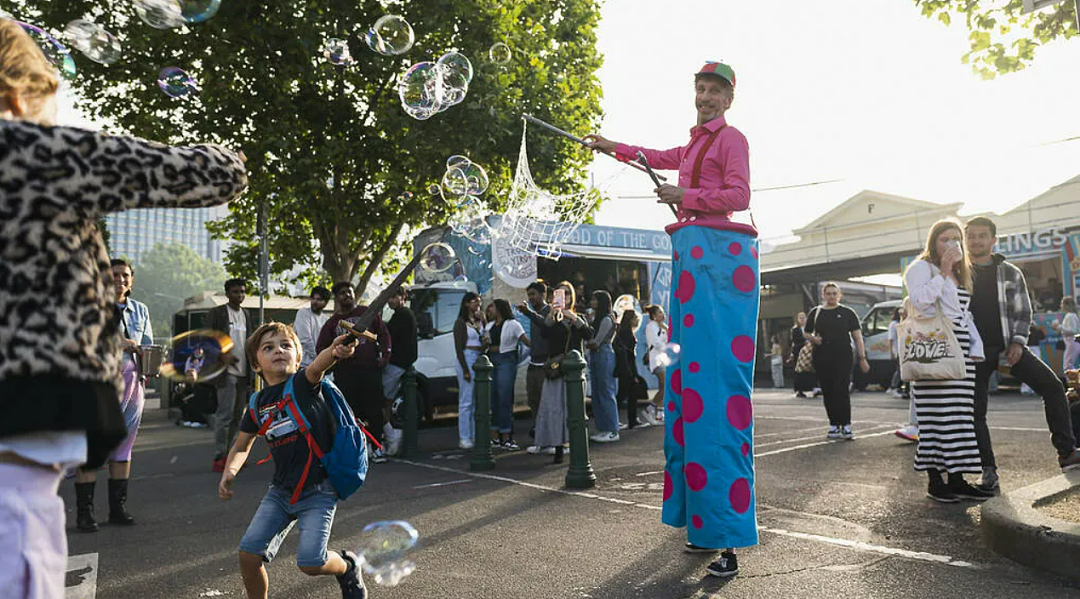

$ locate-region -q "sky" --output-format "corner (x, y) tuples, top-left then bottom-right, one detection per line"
(586, 0), (1080, 247)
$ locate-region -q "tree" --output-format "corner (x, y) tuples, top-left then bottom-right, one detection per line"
(130, 243), (227, 339)
(910, 0), (1077, 78)
(14, 0), (605, 293)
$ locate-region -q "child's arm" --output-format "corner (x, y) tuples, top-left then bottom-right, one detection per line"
(305, 334), (357, 386)
(218, 431), (257, 500)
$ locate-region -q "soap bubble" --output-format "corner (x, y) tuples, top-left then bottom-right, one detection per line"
(654, 343), (682, 369)
(63, 20), (121, 65)
(440, 166), (470, 206)
(446, 155), (470, 170)
(399, 191), (414, 202)
(613, 294), (641, 323)
(488, 42), (512, 64)
(454, 275), (469, 283)
(449, 196), (490, 244)
(426, 184), (441, 196)
(180, 0), (222, 23)
(419, 242), (456, 274)
(356, 520), (419, 587)
(366, 15), (415, 56)
(322, 38), (353, 66)
(157, 67), (199, 98)
(398, 61), (442, 120)
(134, 0), (185, 29)
(18, 22), (76, 80)
(159, 329), (233, 382)
(437, 51), (473, 84)
(435, 68), (468, 108)
(460, 163), (489, 196)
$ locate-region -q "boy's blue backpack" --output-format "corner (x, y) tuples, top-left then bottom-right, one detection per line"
(248, 374), (368, 505)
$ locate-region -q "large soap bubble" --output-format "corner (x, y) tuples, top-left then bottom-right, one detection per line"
(157, 67), (199, 98)
(134, 0), (185, 29)
(180, 0), (222, 23)
(398, 61), (442, 120)
(419, 243), (456, 274)
(158, 329), (234, 382)
(63, 20), (121, 65)
(18, 22), (76, 80)
(365, 15), (415, 56)
(436, 51), (473, 84)
(356, 520), (419, 586)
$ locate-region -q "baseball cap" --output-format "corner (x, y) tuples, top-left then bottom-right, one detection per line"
(696, 61), (735, 88)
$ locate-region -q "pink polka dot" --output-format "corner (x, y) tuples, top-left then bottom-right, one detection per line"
(691, 246), (704, 260)
(691, 515), (704, 529)
(732, 265), (756, 293)
(741, 442), (750, 457)
(751, 246), (759, 259)
(729, 478), (751, 514)
(726, 395), (753, 430)
(729, 242), (742, 255)
(675, 270), (696, 304)
(683, 388), (704, 423)
(673, 417), (685, 446)
(663, 470), (673, 501)
(731, 336), (755, 363)
(670, 369), (683, 395)
(688, 362), (700, 373)
(685, 462), (708, 492)
(674, 250), (679, 261)
(683, 314), (695, 328)
(667, 401), (676, 412)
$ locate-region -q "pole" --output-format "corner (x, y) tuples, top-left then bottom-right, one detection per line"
(522, 114), (667, 182)
(402, 367), (420, 457)
(470, 354), (495, 471)
(561, 350), (596, 488)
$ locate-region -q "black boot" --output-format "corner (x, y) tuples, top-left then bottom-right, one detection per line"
(74, 482), (98, 532)
(108, 479), (135, 525)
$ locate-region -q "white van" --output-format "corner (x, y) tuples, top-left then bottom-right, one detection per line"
(854, 299), (902, 390)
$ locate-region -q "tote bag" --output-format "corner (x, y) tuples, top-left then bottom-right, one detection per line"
(897, 297), (967, 381)
(794, 309), (820, 374)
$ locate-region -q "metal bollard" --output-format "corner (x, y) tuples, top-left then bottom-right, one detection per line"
(401, 367), (420, 458)
(561, 350), (596, 488)
(470, 354), (495, 471)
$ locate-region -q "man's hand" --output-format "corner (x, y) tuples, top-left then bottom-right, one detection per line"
(583, 134), (617, 153)
(858, 357), (870, 373)
(121, 338), (140, 354)
(515, 302), (530, 314)
(218, 471), (235, 500)
(1005, 342), (1024, 367)
(462, 369), (472, 383)
(655, 185), (685, 205)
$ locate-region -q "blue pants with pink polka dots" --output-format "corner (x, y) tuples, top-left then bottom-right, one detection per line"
(661, 225), (760, 550)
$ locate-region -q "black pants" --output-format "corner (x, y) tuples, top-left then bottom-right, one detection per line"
(973, 347), (1077, 468)
(814, 349), (852, 426)
(336, 368), (386, 438)
(1071, 401), (1080, 441)
(617, 375), (638, 427)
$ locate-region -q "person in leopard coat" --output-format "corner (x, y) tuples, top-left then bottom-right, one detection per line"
(0, 19), (247, 597)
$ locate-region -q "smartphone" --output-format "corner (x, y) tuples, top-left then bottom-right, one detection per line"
(553, 289), (566, 310)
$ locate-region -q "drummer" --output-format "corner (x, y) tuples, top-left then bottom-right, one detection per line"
(74, 258), (152, 532)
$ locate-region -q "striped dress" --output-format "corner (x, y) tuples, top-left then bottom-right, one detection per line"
(911, 288), (982, 473)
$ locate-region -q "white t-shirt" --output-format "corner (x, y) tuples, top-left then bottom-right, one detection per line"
(887, 320), (899, 358)
(496, 319), (526, 353)
(227, 306), (247, 376)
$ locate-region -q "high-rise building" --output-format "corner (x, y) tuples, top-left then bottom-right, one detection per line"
(104, 205), (227, 264)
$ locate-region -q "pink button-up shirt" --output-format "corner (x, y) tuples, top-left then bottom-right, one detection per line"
(614, 115), (751, 230)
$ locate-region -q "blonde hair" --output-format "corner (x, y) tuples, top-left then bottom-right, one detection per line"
(245, 322), (303, 372)
(918, 218), (973, 291)
(0, 20), (60, 103)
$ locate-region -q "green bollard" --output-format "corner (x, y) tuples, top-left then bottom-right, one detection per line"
(561, 350), (596, 488)
(470, 354), (495, 471)
(401, 367), (420, 458)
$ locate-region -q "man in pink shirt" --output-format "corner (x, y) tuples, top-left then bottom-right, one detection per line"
(587, 62), (758, 579)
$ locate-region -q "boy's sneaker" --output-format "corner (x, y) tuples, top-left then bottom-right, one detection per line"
(948, 478), (995, 501)
(840, 425), (854, 440)
(826, 425), (841, 439)
(337, 550), (367, 599)
(978, 467), (999, 492)
(371, 447), (388, 464)
(705, 551), (739, 578)
(926, 479), (959, 503)
(894, 425), (919, 442)
(1059, 449), (1080, 472)
(684, 542), (718, 554)
(590, 431), (620, 443)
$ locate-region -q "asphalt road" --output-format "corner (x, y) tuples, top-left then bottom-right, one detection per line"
(63, 389), (1080, 599)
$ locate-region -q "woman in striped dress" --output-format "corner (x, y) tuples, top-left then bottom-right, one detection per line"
(904, 219), (994, 503)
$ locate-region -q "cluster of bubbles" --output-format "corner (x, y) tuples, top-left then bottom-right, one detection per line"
(436, 155), (494, 244)
(63, 20), (121, 65)
(356, 520), (419, 587)
(398, 50), (473, 120)
(134, 0), (221, 28)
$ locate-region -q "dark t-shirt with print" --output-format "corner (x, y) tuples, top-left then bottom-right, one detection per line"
(239, 370), (334, 492)
(805, 305), (861, 351)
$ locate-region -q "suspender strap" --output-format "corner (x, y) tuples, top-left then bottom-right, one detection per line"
(689, 125), (726, 188)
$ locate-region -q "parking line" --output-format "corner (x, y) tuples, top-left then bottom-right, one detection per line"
(755, 429), (898, 457)
(66, 552), (98, 599)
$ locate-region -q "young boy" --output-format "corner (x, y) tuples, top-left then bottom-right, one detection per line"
(218, 323), (367, 599)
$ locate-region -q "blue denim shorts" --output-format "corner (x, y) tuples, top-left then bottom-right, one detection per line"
(238, 481), (338, 567)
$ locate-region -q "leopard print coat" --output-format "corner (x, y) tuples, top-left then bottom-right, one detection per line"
(0, 120), (247, 465)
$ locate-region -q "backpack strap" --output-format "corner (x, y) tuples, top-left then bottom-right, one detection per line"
(279, 375), (328, 504)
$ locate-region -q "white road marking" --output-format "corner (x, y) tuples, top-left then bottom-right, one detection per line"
(755, 429), (897, 457)
(395, 459), (983, 569)
(755, 425), (894, 448)
(635, 470), (665, 477)
(412, 479), (474, 489)
(65, 552), (98, 599)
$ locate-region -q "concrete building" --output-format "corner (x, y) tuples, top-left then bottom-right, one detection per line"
(105, 205), (228, 265)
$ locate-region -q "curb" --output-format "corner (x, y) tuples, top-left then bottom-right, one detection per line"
(980, 470), (1080, 582)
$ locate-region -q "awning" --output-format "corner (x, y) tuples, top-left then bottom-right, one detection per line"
(554, 244), (671, 263)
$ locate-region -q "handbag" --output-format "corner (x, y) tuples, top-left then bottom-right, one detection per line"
(794, 310), (820, 374)
(544, 327), (573, 380)
(897, 297), (967, 381)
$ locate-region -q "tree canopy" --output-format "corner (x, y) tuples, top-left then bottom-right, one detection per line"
(128, 243), (227, 338)
(910, 0), (1077, 78)
(13, 0), (605, 292)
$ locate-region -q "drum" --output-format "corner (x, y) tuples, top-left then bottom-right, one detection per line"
(139, 345), (166, 378)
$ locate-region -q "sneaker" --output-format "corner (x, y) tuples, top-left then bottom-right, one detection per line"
(384, 428), (403, 456)
(459, 439), (475, 450)
(371, 447), (388, 464)
(948, 478), (995, 501)
(886, 388), (903, 399)
(826, 426), (841, 439)
(590, 432), (620, 443)
(705, 551), (739, 578)
(1059, 449), (1080, 472)
(684, 542), (719, 554)
(926, 480), (960, 503)
(812, 388), (823, 398)
(653, 408), (665, 423)
(490, 437), (501, 449)
(840, 425), (854, 440)
(212, 457), (226, 473)
(894, 425), (919, 442)
(502, 438), (521, 451)
(978, 467), (999, 492)
(618, 422), (629, 431)
(336, 550), (367, 599)
(795, 391), (808, 398)
(632, 418), (651, 429)
(642, 404), (662, 426)
(526, 445), (556, 455)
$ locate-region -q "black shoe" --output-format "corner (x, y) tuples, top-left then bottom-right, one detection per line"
(684, 542), (719, 554)
(529, 427), (535, 440)
(948, 478), (995, 501)
(926, 479), (959, 503)
(553, 446), (564, 464)
(107, 479), (135, 525)
(795, 392), (807, 398)
(705, 551), (739, 578)
(74, 482), (98, 532)
(336, 550), (367, 599)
